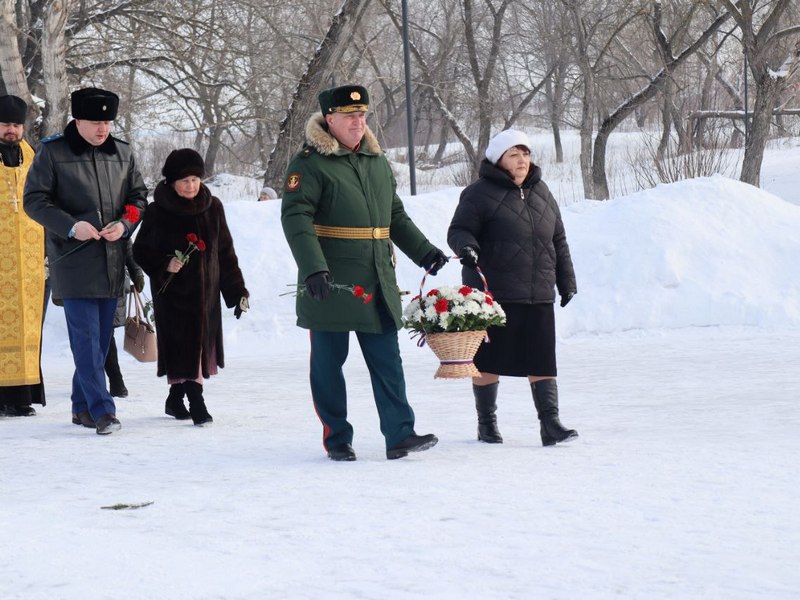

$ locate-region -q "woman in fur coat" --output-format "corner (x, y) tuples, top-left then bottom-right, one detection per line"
(133, 149), (249, 425)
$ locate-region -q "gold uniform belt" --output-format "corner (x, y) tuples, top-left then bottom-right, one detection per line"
(314, 225), (390, 239)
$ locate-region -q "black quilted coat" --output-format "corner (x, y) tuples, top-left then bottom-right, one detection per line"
(133, 182), (248, 379)
(447, 160), (576, 304)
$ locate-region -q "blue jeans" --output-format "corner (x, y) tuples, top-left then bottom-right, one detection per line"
(62, 298), (118, 420)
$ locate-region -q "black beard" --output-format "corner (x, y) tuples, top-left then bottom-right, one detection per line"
(0, 138), (21, 147)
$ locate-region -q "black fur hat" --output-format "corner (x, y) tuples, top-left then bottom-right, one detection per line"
(162, 148), (205, 183)
(71, 87), (119, 121)
(0, 95), (27, 124)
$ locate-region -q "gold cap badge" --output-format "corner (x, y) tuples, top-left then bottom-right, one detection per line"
(350, 91), (361, 101)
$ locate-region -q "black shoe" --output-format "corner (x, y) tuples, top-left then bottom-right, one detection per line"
(386, 433), (438, 460)
(109, 380), (128, 398)
(327, 443), (356, 461)
(541, 419), (579, 447)
(4, 404), (37, 417)
(165, 384), (191, 420)
(96, 414), (121, 435)
(72, 411), (96, 428)
(185, 381), (213, 426)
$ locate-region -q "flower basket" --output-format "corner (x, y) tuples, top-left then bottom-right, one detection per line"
(402, 262), (505, 379)
(425, 330), (487, 379)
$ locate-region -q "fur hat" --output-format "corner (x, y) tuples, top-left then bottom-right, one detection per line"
(71, 87), (119, 121)
(0, 95), (27, 124)
(319, 85), (369, 115)
(162, 148), (205, 183)
(485, 129), (531, 164)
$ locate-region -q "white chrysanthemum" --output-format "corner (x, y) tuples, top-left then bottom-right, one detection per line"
(424, 305), (438, 320)
(451, 304), (467, 316)
(464, 300), (482, 315)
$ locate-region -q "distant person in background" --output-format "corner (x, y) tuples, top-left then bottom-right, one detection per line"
(104, 239), (145, 398)
(447, 129), (579, 447)
(24, 86), (148, 435)
(258, 186), (278, 201)
(0, 94), (46, 418)
(133, 148), (249, 426)
(281, 83), (447, 461)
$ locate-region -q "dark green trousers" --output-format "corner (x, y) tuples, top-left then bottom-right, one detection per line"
(309, 306), (415, 450)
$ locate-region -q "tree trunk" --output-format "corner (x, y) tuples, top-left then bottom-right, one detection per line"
(40, 0), (72, 138)
(263, 0), (373, 190)
(740, 74), (780, 186)
(0, 0), (35, 125)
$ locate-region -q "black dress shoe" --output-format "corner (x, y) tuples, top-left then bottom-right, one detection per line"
(96, 414), (121, 435)
(327, 443), (357, 461)
(72, 411), (96, 428)
(386, 433), (438, 460)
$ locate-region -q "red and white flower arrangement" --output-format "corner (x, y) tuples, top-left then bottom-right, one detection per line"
(403, 285), (506, 334)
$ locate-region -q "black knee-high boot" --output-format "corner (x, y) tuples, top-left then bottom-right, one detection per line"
(474, 382), (503, 443)
(105, 337), (128, 398)
(164, 383), (191, 420)
(184, 381), (212, 426)
(531, 379), (578, 446)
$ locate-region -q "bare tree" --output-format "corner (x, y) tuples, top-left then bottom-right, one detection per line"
(721, 0), (800, 186)
(263, 0), (373, 190)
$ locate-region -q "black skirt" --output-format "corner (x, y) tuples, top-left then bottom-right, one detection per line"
(473, 303), (556, 377)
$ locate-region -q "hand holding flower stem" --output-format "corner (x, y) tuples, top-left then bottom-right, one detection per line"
(281, 280), (373, 304)
(51, 205), (140, 265)
(158, 233), (206, 294)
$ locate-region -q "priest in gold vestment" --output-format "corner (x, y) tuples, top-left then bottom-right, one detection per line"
(0, 94), (45, 417)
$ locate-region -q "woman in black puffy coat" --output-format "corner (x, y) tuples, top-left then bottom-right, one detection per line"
(447, 129), (578, 447)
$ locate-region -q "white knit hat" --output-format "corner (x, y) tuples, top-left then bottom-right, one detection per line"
(485, 129), (531, 164)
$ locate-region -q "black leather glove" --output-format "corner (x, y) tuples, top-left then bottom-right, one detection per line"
(421, 248), (449, 276)
(560, 292), (575, 307)
(459, 246), (479, 269)
(134, 275), (145, 293)
(234, 296), (249, 319)
(305, 271), (332, 301)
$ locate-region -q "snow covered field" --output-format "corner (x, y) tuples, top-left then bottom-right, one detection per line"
(2, 140), (799, 599)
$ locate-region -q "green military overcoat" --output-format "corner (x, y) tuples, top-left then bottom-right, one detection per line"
(281, 113), (436, 333)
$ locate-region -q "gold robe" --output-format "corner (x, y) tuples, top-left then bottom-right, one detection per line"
(0, 139), (45, 386)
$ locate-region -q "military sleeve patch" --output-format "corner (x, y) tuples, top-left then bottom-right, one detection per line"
(286, 173), (301, 192)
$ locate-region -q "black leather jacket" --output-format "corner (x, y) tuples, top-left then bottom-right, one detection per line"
(448, 160), (576, 304)
(23, 121), (148, 299)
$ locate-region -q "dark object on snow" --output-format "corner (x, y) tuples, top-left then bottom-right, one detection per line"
(101, 501), (154, 510)
(531, 379), (578, 446)
(72, 411), (95, 428)
(386, 433), (438, 460)
(185, 381), (212, 426)
(164, 383), (190, 420)
(327, 443), (357, 461)
(96, 414), (121, 435)
(474, 383), (502, 443)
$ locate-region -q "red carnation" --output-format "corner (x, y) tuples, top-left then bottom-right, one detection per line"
(186, 233), (199, 244)
(485, 296), (493, 305)
(352, 285), (365, 298)
(122, 205), (140, 224)
(459, 286), (472, 296)
(363, 293), (374, 304)
(434, 298), (449, 314)
(196, 240), (206, 251)
(426, 289), (439, 297)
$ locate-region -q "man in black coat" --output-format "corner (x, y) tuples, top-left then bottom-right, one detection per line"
(24, 87), (148, 435)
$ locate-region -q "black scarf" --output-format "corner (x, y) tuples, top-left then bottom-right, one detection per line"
(153, 180), (213, 216)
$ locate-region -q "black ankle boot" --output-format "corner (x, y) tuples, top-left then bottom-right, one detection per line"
(184, 381), (213, 426)
(531, 379), (578, 446)
(474, 382), (503, 443)
(164, 384), (191, 420)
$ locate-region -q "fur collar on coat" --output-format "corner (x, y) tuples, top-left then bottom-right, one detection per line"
(304, 112), (382, 156)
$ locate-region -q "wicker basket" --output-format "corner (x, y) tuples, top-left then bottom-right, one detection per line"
(425, 330), (487, 379)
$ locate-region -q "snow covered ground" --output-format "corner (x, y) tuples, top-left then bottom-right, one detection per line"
(2, 139), (799, 599)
